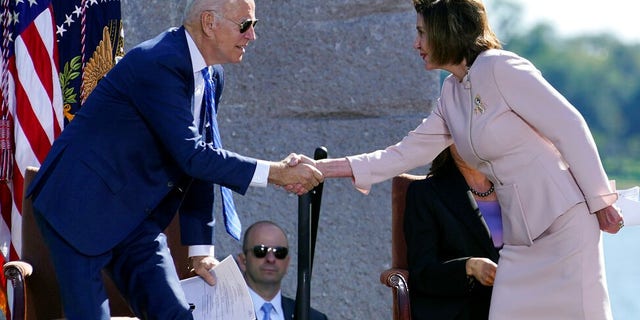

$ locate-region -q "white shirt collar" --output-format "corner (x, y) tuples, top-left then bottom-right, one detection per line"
(185, 28), (207, 129)
(185, 28), (207, 73)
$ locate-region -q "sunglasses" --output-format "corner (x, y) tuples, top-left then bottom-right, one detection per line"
(206, 10), (258, 34)
(231, 18), (258, 33)
(249, 245), (288, 259)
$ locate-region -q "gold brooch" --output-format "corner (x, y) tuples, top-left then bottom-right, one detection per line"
(474, 94), (485, 114)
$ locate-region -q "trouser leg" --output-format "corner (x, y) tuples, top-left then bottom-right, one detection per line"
(33, 209), (112, 320)
(109, 217), (193, 320)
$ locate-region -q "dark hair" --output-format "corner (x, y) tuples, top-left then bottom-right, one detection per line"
(428, 146), (455, 177)
(412, 0), (502, 66)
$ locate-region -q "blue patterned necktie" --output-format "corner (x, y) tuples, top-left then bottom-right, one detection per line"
(261, 302), (273, 320)
(201, 67), (241, 241)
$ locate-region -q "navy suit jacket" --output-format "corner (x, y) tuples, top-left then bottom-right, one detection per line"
(27, 27), (257, 256)
(281, 296), (328, 320)
(403, 162), (500, 320)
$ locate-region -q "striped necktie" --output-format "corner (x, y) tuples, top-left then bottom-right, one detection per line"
(201, 66), (241, 240)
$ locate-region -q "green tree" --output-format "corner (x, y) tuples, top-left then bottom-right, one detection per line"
(487, 0), (640, 185)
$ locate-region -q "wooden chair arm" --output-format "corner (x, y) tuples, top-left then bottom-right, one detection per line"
(380, 268), (409, 288)
(4, 261), (33, 320)
(4, 261), (33, 278)
(380, 268), (411, 320)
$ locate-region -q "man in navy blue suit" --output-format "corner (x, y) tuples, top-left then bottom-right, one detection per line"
(238, 221), (328, 320)
(26, 0), (322, 318)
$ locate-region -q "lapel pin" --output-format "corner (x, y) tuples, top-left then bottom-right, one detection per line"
(474, 94), (485, 114)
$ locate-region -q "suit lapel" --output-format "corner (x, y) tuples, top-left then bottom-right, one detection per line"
(281, 296), (295, 320)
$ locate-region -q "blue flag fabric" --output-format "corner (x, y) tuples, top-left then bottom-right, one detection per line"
(52, 0), (123, 125)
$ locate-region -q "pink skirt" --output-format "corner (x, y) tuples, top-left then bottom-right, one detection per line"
(489, 202), (612, 320)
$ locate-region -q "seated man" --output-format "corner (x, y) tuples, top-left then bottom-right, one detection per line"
(237, 221), (328, 320)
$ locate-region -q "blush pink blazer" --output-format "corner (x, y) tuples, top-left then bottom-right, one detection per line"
(347, 49), (617, 246)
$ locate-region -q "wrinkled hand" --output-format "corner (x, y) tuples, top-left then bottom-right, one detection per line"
(270, 153), (323, 195)
(284, 153), (316, 166)
(190, 255), (219, 286)
(283, 153), (319, 194)
(595, 205), (624, 234)
(466, 257), (497, 286)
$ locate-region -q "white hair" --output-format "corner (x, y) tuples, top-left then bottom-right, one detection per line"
(182, 0), (239, 24)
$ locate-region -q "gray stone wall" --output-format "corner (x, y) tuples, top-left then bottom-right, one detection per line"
(121, 0), (440, 319)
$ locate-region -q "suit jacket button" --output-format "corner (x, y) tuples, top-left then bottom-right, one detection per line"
(167, 181), (174, 188)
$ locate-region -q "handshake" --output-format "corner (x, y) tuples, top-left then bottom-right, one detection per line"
(268, 153), (326, 195)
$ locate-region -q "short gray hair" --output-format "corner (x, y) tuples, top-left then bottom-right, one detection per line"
(182, 0), (238, 24)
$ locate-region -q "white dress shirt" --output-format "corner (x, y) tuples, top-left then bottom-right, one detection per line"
(184, 29), (270, 258)
(248, 287), (285, 320)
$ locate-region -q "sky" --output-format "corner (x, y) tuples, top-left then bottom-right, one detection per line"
(490, 0), (640, 44)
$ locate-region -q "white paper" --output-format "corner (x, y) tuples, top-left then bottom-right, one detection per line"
(180, 255), (256, 320)
(615, 186), (640, 226)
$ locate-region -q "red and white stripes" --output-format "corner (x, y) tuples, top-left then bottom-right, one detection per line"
(0, 2), (63, 261)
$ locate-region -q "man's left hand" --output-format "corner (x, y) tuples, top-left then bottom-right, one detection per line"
(190, 255), (219, 286)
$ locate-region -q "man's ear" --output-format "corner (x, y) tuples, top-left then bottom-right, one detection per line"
(237, 253), (247, 272)
(201, 10), (216, 35)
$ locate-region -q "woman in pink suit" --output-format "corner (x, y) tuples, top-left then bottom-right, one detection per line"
(308, 0), (624, 319)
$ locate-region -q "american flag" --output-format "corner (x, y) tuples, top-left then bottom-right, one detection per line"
(0, 0), (64, 266)
(1, 1), (121, 316)
(0, 0), (122, 265)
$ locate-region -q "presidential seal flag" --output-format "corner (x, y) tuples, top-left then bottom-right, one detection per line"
(52, 0), (123, 123)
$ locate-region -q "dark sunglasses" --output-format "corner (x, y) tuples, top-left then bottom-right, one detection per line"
(249, 245), (288, 259)
(206, 11), (258, 34)
(234, 18), (258, 33)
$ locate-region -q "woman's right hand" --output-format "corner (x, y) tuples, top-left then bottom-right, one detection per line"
(466, 257), (498, 286)
(595, 205), (624, 234)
